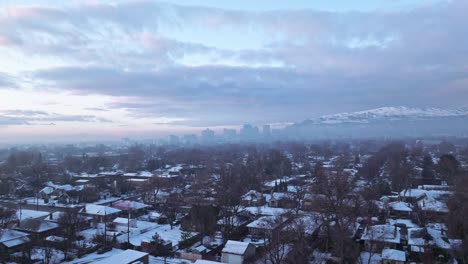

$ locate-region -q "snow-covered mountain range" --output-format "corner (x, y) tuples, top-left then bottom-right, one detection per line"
(286, 106), (468, 138)
(298, 106), (468, 125)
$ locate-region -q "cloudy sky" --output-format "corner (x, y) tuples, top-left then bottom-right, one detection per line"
(0, 0), (466, 142)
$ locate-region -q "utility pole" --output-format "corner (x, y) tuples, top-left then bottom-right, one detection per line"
(127, 211), (131, 244)
(104, 209), (107, 247)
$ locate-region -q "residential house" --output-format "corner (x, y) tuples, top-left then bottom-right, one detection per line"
(241, 190), (265, 207)
(268, 192), (293, 208)
(221, 240), (255, 264)
(110, 200), (150, 217)
(361, 224), (402, 252)
(0, 229), (30, 256)
(80, 204), (121, 223)
(246, 215), (287, 239)
(388, 201), (413, 218)
(13, 219), (59, 239)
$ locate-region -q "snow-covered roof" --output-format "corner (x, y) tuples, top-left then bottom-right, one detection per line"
(16, 209), (50, 220)
(246, 215), (285, 230)
(407, 228), (427, 247)
(0, 229), (30, 247)
(361, 225), (401, 244)
(386, 219), (419, 228)
(40, 186), (54, 195)
(168, 165), (183, 173)
(15, 219), (59, 233)
(127, 178), (148, 182)
(427, 228), (451, 250)
(270, 192), (289, 201)
(389, 201), (413, 212)
(72, 173), (102, 178)
(407, 227), (451, 250)
(241, 190), (264, 200)
(263, 176), (293, 187)
(222, 240), (252, 255)
(56, 184), (74, 192)
(75, 179), (89, 183)
(81, 204), (121, 216)
(45, 235), (65, 242)
(400, 188), (452, 200)
(112, 218), (158, 233)
(418, 196), (449, 213)
(283, 213), (322, 235)
(381, 249), (406, 262)
(2, 236), (30, 248)
(195, 260), (223, 264)
(244, 206), (289, 216)
(123, 171), (153, 178)
(111, 200), (149, 211)
(94, 249), (148, 264)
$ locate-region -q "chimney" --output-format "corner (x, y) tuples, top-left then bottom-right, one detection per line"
(49, 213), (53, 220)
(394, 226), (397, 237)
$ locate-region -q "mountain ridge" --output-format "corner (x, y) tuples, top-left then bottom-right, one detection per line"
(296, 106), (468, 126)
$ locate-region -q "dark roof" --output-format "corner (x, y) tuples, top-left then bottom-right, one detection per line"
(14, 219), (59, 233)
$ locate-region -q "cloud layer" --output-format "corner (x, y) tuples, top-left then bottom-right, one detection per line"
(0, 0), (467, 131)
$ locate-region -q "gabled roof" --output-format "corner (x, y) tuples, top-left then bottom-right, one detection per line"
(222, 240), (252, 255)
(14, 219), (59, 233)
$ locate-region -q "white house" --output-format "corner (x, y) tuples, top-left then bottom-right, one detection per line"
(221, 240), (256, 264)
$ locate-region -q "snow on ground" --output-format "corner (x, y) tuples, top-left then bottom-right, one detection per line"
(30, 247), (65, 264)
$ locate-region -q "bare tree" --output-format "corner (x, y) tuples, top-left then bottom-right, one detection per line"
(287, 185), (308, 215)
(0, 206), (16, 227)
(58, 208), (85, 260)
(311, 169), (361, 262)
(41, 241), (55, 264)
(284, 219), (312, 264)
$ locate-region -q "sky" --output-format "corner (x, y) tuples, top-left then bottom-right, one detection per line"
(0, 0), (467, 142)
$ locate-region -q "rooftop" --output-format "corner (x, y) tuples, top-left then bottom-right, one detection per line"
(222, 240), (252, 255)
(94, 249), (148, 264)
(381, 249), (406, 262)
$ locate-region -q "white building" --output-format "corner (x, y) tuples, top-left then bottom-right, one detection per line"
(221, 240), (255, 264)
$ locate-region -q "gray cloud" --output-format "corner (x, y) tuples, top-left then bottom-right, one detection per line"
(0, 109), (112, 126)
(2, 0), (468, 126)
(0, 73), (16, 88)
